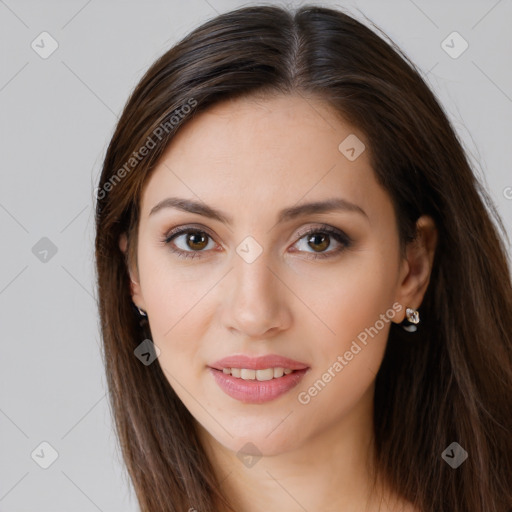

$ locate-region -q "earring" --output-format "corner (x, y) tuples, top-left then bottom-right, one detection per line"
(136, 306), (147, 317)
(402, 307), (420, 332)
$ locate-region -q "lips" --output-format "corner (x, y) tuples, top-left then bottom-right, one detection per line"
(208, 354), (310, 404)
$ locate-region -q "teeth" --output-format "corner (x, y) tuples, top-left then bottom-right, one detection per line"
(240, 369), (256, 380)
(221, 367), (295, 380)
(273, 367), (284, 378)
(255, 368), (274, 381)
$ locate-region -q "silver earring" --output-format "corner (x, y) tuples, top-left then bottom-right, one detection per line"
(402, 307), (420, 332)
(137, 306), (147, 317)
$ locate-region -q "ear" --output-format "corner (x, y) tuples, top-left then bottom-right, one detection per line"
(119, 233), (146, 311)
(393, 215), (437, 323)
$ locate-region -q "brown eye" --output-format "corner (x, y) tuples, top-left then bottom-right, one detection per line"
(293, 225), (352, 260)
(164, 227), (216, 259)
(163, 224), (351, 261)
(306, 233), (330, 252)
(186, 232), (209, 251)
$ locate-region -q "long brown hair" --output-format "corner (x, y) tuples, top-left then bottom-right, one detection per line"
(94, 5), (512, 511)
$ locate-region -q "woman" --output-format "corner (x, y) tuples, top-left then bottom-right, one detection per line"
(94, 4), (512, 511)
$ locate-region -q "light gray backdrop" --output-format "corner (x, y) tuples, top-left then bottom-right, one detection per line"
(1, 0), (511, 511)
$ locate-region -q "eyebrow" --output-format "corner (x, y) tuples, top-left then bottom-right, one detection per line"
(148, 196), (368, 225)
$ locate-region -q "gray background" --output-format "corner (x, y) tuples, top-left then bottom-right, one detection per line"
(1, 0), (511, 510)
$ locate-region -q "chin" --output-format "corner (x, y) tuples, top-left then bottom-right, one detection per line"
(205, 417), (304, 458)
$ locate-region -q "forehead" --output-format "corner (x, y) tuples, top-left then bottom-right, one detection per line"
(140, 93), (389, 224)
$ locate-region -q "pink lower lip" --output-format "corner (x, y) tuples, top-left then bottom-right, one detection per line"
(209, 368), (308, 404)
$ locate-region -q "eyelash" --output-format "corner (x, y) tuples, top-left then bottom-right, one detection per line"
(162, 223), (352, 261)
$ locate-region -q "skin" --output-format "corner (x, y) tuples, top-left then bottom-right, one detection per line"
(120, 93), (437, 512)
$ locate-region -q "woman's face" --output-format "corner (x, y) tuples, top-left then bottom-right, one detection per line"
(126, 93), (418, 457)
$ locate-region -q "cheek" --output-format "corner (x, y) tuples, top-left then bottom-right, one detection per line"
(294, 246), (399, 396)
(293, 245), (399, 343)
(136, 245), (214, 372)
(138, 236), (210, 323)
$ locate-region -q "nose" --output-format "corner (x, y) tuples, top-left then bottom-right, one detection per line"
(220, 251), (292, 340)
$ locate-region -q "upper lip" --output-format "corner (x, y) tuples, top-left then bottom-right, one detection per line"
(209, 354), (309, 371)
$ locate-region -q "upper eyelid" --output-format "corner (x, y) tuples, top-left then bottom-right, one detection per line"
(165, 223), (346, 238)
(164, 224), (217, 243)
